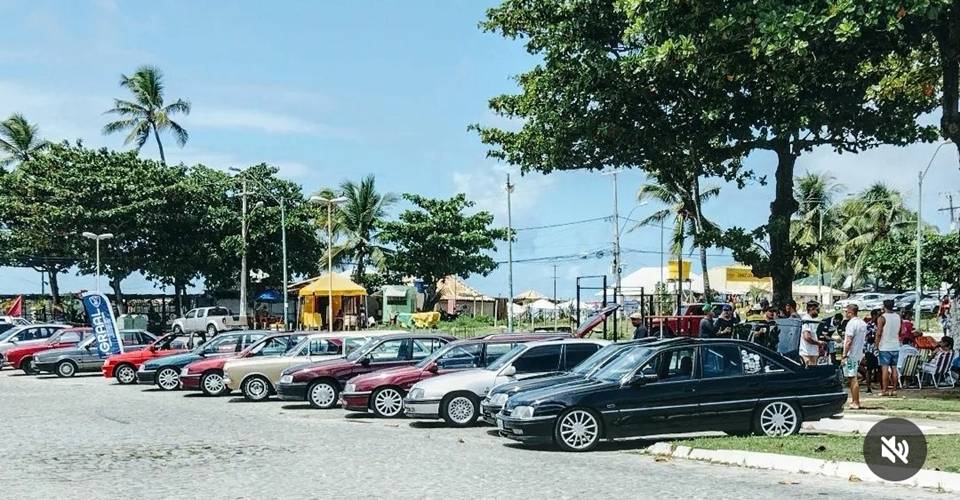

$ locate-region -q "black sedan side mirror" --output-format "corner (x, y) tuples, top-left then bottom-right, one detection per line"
(626, 373), (658, 386)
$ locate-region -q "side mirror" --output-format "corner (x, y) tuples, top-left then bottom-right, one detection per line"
(502, 365), (517, 377)
(426, 363), (439, 373)
(148, 345), (157, 352)
(359, 356), (371, 366)
(626, 373), (658, 386)
(84, 344), (93, 351)
(8, 338), (16, 345)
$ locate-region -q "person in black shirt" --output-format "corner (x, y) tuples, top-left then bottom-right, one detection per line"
(698, 307), (718, 338)
(714, 304), (740, 338)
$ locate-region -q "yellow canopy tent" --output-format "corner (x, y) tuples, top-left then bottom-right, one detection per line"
(297, 273), (367, 330)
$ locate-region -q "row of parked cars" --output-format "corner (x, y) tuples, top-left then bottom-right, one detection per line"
(2, 319), (846, 452)
(835, 291), (941, 313)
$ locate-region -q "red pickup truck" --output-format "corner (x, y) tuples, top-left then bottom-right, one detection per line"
(647, 303), (725, 337)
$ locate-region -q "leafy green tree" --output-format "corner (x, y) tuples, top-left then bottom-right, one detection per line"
(103, 65), (190, 164)
(836, 183), (918, 285)
(632, 173), (721, 301)
(477, 0), (938, 307)
(0, 113), (49, 168)
(378, 194), (508, 310)
(862, 230), (941, 291)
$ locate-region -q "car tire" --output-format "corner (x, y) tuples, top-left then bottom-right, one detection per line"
(370, 387), (405, 418)
(201, 371), (228, 396)
(115, 364), (137, 384)
(554, 407), (602, 452)
(21, 357), (38, 375)
(156, 367), (180, 391)
(241, 375), (272, 402)
(753, 400), (801, 437)
(173, 325), (183, 335)
(307, 380), (339, 409)
(56, 360), (77, 378)
(440, 392), (480, 427)
(206, 324), (218, 337)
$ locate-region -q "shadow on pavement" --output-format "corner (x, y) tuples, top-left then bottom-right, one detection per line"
(280, 404), (315, 410)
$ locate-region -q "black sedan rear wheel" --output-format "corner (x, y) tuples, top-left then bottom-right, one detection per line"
(156, 367), (180, 391)
(554, 408), (601, 452)
(754, 401), (801, 437)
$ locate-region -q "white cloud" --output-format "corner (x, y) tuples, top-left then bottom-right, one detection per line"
(186, 106), (353, 139)
(452, 164), (555, 224)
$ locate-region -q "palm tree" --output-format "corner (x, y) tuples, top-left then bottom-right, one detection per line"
(790, 172), (844, 280)
(319, 176), (396, 284)
(632, 175), (721, 301)
(836, 183), (917, 285)
(103, 65), (190, 164)
(0, 113), (49, 168)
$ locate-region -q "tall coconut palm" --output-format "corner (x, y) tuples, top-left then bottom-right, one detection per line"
(103, 65), (190, 164)
(790, 172), (845, 279)
(632, 175), (720, 301)
(323, 176), (396, 284)
(0, 113), (49, 168)
(837, 183), (917, 285)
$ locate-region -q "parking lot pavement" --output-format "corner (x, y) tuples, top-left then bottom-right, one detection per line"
(0, 370), (946, 500)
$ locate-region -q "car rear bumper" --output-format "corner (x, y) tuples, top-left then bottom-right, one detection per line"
(276, 381), (308, 401)
(341, 392), (372, 412)
(402, 399), (441, 419)
(496, 414), (556, 445)
(799, 392), (848, 420)
(180, 374), (202, 390)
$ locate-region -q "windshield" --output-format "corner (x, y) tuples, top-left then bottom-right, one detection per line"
(571, 343), (628, 375)
(78, 336), (96, 349)
(346, 337), (380, 361)
(414, 341), (460, 368)
(197, 334), (237, 353)
(485, 344), (526, 371)
(591, 346), (653, 382)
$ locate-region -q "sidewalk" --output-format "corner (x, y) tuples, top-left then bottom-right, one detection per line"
(805, 412), (960, 435)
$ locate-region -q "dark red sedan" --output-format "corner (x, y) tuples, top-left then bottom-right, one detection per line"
(180, 332), (306, 396)
(340, 333), (562, 417)
(275, 333), (453, 409)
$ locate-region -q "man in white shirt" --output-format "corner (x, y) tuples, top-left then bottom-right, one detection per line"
(841, 304), (868, 409)
(799, 301), (824, 366)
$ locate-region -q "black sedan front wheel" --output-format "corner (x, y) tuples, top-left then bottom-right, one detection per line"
(754, 401), (801, 437)
(156, 367), (180, 391)
(554, 408), (601, 452)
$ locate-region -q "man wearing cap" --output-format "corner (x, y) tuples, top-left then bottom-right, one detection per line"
(799, 300), (825, 366)
(629, 312), (649, 339)
(714, 304), (740, 338)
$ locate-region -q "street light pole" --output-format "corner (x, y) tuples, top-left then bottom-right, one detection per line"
(506, 174), (515, 333)
(240, 177), (249, 323)
(82, 232), (114, 292)
(917, 140), (953, 301)
(280, 198), (288, 329)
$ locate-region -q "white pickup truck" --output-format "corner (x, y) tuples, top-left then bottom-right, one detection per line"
(171, 307), (247, 336)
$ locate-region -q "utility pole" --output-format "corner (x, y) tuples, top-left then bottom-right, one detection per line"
(506, 174), (515, 333)
(939, 193), (959, 232)
(552, 264), (558, 332)
(240, 177), (249, 323)
(917, 140), (953, 301)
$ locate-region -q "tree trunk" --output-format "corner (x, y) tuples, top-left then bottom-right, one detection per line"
(47, 268), (61, 309)
(422, 283), (439, 312)
(769, 145), (800, 308)
(691, 177), (712, 302)
(174, 280), (185, 316)
(110, 276), (125, 314)
(353, 246), (367, 286)
(936, 5), (960, 158)
(153, 125), (166, 164)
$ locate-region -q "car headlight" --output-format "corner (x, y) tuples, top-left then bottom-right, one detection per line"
(344, 383), (355, 393)
(408, 388), (425, 400)
(512, 406), (535, 420)
(279, 375), (293, 384)
(489, 393), (508, 407)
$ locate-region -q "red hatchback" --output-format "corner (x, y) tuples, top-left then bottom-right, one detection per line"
(103, 332), (204, 384)
(180, 332), (307, 396)
(5, 327), (92, 374)
(341, 333), (562, 417)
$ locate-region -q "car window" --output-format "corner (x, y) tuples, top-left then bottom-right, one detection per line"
(410, 338), (444, 361)
(139, 332), (155, 344)
(563, 344), (602, 370)
(343, 337), (371, 357)
(209, 307), (230, 316)
(241, 333), (265, 348)
(254, 336), (298, 357)
(511, 345), (561, 374)
(483, 342), (514, 366)
(739, 347), (788, 374)
(121, 331), (141, 346)
(203, 335), (240, 354)
(639, 347), (696, 382)
(309, 338), (341, 356)
(701, 345), (743, 379)
(436, 343), (483, 369)
(59, 331), (81, 343)
(185, 310), (197, 319)
(366, 339), (405, 362)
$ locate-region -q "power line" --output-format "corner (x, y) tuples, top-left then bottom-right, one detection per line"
(514, 216), (610, 232)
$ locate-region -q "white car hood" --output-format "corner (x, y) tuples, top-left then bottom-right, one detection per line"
(413, 368), (498, 397)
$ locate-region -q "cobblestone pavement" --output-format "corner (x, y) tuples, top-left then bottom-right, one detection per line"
(0, 370), (947, 500)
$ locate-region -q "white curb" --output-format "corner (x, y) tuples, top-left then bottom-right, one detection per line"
(641, 442), (960, 493)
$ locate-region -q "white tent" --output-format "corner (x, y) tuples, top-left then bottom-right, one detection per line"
(611, 266), (705, 297)
(527, 298), (558, 312)
(509, 303), (528, 315)
(557, 300), (599, 312)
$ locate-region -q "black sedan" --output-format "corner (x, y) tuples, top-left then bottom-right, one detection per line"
(496, 338), (845, 452)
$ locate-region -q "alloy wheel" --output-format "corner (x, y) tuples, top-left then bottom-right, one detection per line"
(446, 396), (475, 425)
(758, 402), (798, 436)
(202, 373), (225, 395)
(309, 382), (337, 409)
(157, 368), (180, 391)
(557, 409), (600, 451)
(373, 388), (403, 417)
(116, 365), (136, 384)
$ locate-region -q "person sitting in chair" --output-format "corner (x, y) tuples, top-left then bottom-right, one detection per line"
(921, 337), (956, 387)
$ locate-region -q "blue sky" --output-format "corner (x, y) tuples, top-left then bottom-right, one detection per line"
(1, 0), (958, 299)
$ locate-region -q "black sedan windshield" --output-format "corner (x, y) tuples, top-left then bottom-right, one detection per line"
(571, 343), (629, 376)
(591, 347), (653, 382)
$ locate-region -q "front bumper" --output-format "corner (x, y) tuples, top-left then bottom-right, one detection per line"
(341, 391), (372, 412)
(180, 374), (202, 390)
(480, 401), (504, 424)
(276, 381), (309, 401)
(136, 369), (157, 385)
(496, 413), (557, 445)
(101, 365), (115, 378)
(402, 398), (441, 419)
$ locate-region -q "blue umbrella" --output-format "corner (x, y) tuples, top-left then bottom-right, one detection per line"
(255, 289), (282, 302)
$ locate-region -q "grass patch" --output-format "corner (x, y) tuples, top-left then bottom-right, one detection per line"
(671, 434), (960, 473)
(861, 391), (960, 413)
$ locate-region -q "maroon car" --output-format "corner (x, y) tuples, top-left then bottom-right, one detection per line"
(340, 333), (563, 417)
(275, 333), (454, 409)
(180, 332), (307, 396)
